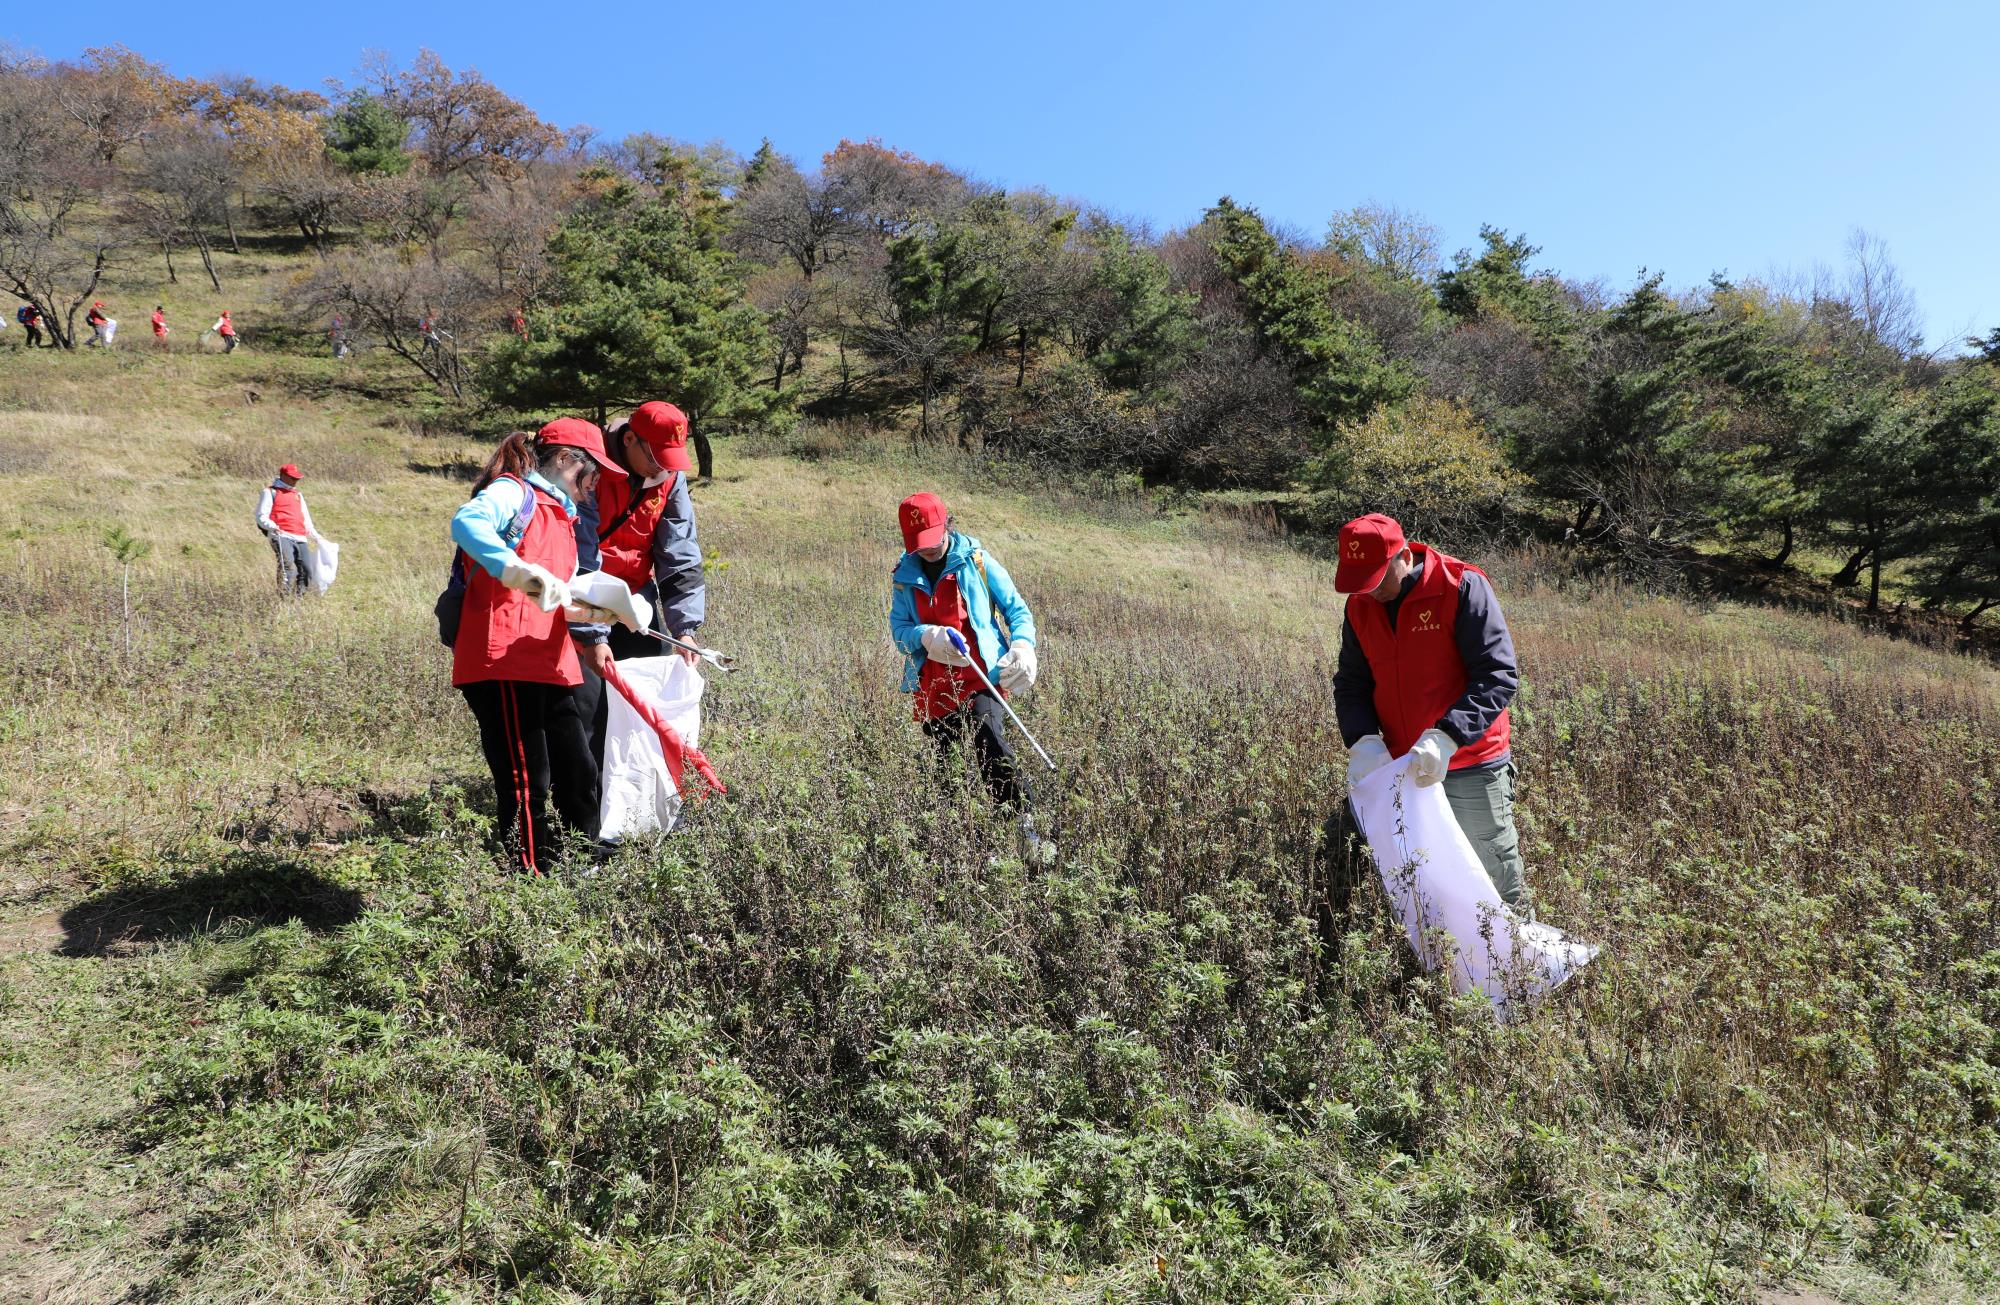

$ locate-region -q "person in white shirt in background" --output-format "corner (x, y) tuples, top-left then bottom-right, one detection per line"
(255, 463), (320, 596)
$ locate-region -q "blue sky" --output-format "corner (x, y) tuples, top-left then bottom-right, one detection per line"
(15, 1), (1996, 350)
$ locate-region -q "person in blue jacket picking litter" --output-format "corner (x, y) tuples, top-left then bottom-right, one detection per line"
(890, 491), (1053, 861)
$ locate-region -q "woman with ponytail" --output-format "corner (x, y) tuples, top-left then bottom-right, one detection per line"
(449, 418), (627, 874)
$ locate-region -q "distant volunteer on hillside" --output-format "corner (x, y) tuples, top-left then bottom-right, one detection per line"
(255, 464), (323, 597)
(889, 492), (1051, 862)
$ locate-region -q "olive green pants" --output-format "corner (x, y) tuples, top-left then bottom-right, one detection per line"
(1441, 762), (1529, 912)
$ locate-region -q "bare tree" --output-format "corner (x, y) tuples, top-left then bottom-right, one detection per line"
(1327, 201), (1442, 281)
(138, 126), (236, 291)
(728, 151), (853, 282)
(49, 46), (181, 164)
(744, 265), (814, 391)
(290, 248), (487, 396)
(1843, 227), (1922, 356)
(367, 50), (564, 254)
(0, 59), (122, 346)
(464, 164), (573, 297)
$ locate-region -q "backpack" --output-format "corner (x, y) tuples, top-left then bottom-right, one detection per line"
(434, 477), (538, 647)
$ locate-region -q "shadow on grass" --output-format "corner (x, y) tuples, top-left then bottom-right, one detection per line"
(58, 852), (364, 958)
(409, 456), (483, 482)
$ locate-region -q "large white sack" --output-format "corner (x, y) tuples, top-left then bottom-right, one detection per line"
(599, 654), (705, 838)
(310, 537), (339, 594)
(1350, 755), (1597, 1020)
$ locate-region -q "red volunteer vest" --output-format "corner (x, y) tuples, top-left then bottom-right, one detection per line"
(268, 485), (308, 536)
(592, 472), (678, 589)
(912, 574), (992, 722)
(451, 478), (582, 688)
(1345, 544), (1510, 770)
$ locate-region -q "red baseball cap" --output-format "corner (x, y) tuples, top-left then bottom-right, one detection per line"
(537, 418), (626, 478)
(899, 492), (949, 552)
(278, 463), (302, 480)
(1334, 513), (1408, 594)
(629, 401), (693, 473)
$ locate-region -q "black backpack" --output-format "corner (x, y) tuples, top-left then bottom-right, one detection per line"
(434, 479), (538, 648)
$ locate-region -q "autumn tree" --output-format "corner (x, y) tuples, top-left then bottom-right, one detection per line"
(0, 54), (122, 346)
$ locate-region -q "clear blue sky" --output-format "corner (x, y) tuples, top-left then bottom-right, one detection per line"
(14, 1), (1996, 350)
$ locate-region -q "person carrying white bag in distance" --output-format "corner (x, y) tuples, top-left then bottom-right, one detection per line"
(255, 463), (323, 597)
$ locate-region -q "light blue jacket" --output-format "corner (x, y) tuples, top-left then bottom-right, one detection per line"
(890, 532), (1036, 693)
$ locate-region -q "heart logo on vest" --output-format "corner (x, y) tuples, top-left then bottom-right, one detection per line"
(1416, 608), (1438, 630)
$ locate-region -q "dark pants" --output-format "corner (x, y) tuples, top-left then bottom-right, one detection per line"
(460, 680), (600, 874)
(924, 691), (1028, 810)
(23, 324), (42, 347)
(269, 534), (310, 595)
(1318, 798), (1370, 947)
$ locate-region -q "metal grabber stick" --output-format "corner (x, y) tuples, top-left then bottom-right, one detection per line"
(945, 628), (1056, 772)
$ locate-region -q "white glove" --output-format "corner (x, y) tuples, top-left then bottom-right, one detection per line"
(919, 624), (974, 667)
(995, 639), (1037, 695)
(1408, 728), (1458, 788)
(1347, 733), (1391, 787)
(500, 560), (570, 613)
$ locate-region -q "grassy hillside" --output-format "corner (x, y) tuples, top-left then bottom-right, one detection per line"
(1, 249), (1997, 1303)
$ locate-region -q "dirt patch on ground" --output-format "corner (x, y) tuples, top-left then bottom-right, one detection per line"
(0, 913), (61, 956)
(1759, 1288), (1846, 1305)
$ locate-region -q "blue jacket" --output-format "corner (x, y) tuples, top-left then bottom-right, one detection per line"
(890, 532), (1036, 693)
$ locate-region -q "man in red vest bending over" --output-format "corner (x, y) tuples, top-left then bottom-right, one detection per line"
(1332, 512), (1527, 911)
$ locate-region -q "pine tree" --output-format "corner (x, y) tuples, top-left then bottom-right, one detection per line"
(1203, 198), (1412, 431)
(481, 178), (782, 477)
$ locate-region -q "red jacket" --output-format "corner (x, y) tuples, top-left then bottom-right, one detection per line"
(452, 478), (582, 688)
(592, 472), (677, 589)
(1344, 544), (1511, 770)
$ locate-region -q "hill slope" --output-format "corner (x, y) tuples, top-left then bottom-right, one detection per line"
(1, 274), (1997, 1302)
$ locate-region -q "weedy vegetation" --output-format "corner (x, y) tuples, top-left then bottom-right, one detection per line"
(2, 333), (1998, 1302)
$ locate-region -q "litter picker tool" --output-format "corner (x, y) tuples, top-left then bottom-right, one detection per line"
(566, 570), (742, 673)
(945, 628), (1055, 772)
(636, 629), (740, 673)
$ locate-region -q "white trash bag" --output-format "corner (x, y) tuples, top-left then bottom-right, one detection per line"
(599, 654), (705, 838)
(309, 537), (340, 594)
(1350, 755), (1598, 1020)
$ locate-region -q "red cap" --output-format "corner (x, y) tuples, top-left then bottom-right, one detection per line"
(1334, 513), (1407, 594)
(537, 418), (627, 478)
(629, 401), (693, 473)
(278, 463), (302, 480)
(899, 492), (948, 552)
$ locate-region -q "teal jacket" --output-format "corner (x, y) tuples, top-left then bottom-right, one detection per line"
(890, 532), (1036, 693)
